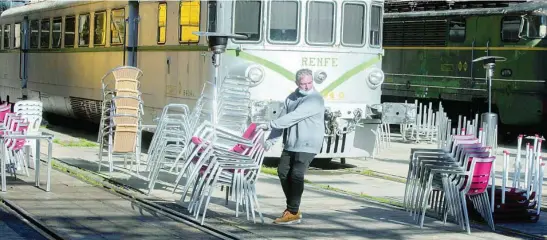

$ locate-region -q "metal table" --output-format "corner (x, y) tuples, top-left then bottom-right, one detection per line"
(0, 132), (54, 192)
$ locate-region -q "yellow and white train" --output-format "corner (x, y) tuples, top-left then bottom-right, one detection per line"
(0, 0), (385, 160)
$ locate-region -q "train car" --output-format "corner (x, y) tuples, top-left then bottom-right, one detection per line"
(381, 1), (547, 135)
(0, 0), (386, 161)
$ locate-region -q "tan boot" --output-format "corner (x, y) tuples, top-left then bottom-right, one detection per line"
(273, 210), (302, 225)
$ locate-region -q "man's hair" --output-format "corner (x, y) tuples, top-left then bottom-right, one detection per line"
(295, 68), (313, 83)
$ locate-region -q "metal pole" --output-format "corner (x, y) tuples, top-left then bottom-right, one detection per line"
(485, 62), (495, 146)
(212, 52), (221, 125)
(486, 63), (494, 114)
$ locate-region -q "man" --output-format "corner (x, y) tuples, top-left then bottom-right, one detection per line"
(258, 68), (325, 225)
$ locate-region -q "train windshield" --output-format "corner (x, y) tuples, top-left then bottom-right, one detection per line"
(307, 1), (335, 45)
(232, 0), (382, 47)
(233, 1), (262, 41)
(342, 2), (365, 46)
(269, 0), (299, 43)
(525, 15), (547, 38)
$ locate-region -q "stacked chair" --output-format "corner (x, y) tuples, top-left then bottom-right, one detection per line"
(13, 100), (43, 169)
(475, 135), (545, 223)
(403, 128), (496, 234)
(97, 66), (144, 175)
(144, 70), (266, 225)
(0, 100), (40, 180)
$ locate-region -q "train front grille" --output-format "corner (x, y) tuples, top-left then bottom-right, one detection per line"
(281, 128), (348, 154)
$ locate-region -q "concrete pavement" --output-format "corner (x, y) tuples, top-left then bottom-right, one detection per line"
(17, 126), (537, 239)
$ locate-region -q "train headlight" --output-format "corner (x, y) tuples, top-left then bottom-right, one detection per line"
(246, 65), (265, 86)
(367, 68), (385, 89)
(314, 70), (327, 84)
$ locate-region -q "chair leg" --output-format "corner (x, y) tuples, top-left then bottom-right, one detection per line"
(194, 164), (219, 219)
(200, 168), (222, 225)
(251, 183), (264, 224)
(481, 193), (496, 231)
(460, 192), (471, 234)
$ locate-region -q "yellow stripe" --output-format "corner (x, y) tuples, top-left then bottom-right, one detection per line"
(384, 46), (547, 51)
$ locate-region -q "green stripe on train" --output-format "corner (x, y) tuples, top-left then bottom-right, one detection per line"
(226, 50), (382, 95)
(226, 50), (294, 81)
(320, 55), (381, 95)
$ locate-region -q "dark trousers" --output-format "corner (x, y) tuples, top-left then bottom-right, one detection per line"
(277, 150), (315, 213)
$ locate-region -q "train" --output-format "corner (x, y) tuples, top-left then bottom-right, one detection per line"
(0, 0), (386, 161)
(381, 1), (547, 136)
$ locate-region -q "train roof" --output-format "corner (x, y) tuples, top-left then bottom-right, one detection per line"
(0, 0), (91, 18)
(384, 1), (547, 18)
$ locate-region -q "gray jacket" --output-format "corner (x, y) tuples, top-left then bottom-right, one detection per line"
(267, 89), (325, 154)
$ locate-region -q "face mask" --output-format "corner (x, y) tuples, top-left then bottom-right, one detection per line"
(298, 88), (313, 96)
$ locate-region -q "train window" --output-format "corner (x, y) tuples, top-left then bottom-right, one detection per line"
(40, 19), (50, 48)
(79, 14), (90, 47)
(449, 18), (466, 42)
(306, 1), (335, 45)
(52, 18), (62, 48)
(3, 25), (9, 49)
(207, 1), (216, 32)
(524, 15), (547, 39)
(269, 0), (299, 43)
(501, 16), (521, 42)
(370, 5), (382, 47)
(94, 11), (106, 46)
(30, 20), (39, 48)
(111, 9), (125, 45)
(233, 0), (262, 42)
(14, 23), (21, 49)
(342, 2), (365, 46)
(65, 16), (75, 47)
(158, 3), (167, 44)
(179, 0), (200, 43)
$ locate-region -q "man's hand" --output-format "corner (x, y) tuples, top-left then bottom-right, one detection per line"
(257, 123), (271, 131)
(264, 139), (275, 151)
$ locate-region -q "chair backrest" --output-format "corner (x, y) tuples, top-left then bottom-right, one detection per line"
(462, 156), (495, 196)
(453, 143), (484, 161)
(11, 122), (29, 151)
(112, 125), (139, 153)
(232, 123), (258, 153)
(14, 100), (42, 132)
(112, 66), (142, 90)
(0, 105), (11, 123)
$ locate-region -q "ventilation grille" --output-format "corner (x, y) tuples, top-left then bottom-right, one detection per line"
(282, 128), (348, 154)
(384, 18), (448, 46)
(69, 97), (103, 123)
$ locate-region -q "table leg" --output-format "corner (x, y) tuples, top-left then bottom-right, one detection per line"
(46, 141), (52, 192)
(1, 140), (6, 192)
(35, 140), (41, 187)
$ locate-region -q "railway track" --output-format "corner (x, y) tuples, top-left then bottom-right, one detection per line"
(110, 188), (242, 240)
(0, 198), (64, 240)
(1, 183), (240, 240)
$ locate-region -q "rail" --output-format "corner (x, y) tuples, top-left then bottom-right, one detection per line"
(109, 188), (242, 240)
(0, 198), (66, 240)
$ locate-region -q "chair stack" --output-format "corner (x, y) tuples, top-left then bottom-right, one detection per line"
(403, 132), (496, 234)
(0, 101), (33, 180)
(97, 66), (144, 175)
(13, 100), (43, 169)
(200, 75), (252, 133)
(478, 134), (545, 223)
(145, 70), (266, 225)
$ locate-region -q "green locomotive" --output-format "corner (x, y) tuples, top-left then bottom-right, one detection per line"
(381, 1), (547, 135)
